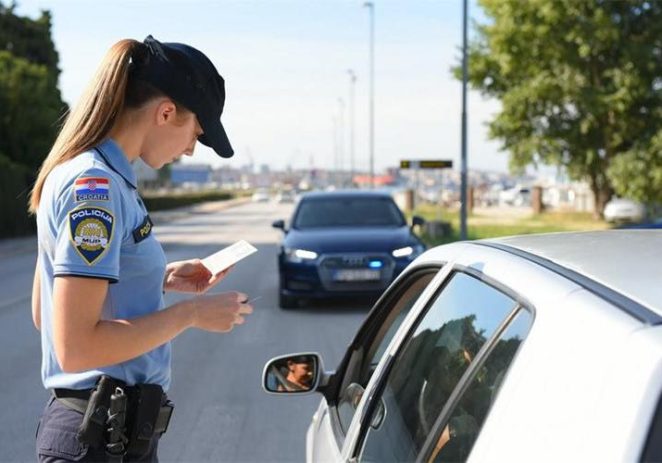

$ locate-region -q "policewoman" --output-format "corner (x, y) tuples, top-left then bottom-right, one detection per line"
(29, 35), (253, 462)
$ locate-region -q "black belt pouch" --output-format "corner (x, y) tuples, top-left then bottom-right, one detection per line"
(126, 384), (163, 457)
(78, 375), (124, 449)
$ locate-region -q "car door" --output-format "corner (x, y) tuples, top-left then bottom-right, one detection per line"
(308, 264), (447, 461)
(349, 270), (534, 462)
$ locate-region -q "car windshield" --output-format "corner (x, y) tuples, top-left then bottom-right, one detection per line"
(293, 197), (406, 228)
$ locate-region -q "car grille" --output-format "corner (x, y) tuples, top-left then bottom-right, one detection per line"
(318, 253), (395, 292)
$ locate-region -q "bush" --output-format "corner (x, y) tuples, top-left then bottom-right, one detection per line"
(0, 154), (35, 238)
(142, 190), (235, 212)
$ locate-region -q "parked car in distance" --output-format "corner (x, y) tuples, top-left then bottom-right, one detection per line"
(252, 188), (271, 203)
(275, 189), (296, 203)
(603, 197), (646, 223)
(263, 230), (662, 462)
(272, 190), (426, 308)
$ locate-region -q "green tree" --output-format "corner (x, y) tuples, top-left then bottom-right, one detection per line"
(462, 0), (662, 215)
(0, 2), (59, 71)
(0, 51), (64, 169)
(0, 1), (66, 236)
(0, 2), (65, 171)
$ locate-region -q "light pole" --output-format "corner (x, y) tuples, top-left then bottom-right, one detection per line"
(337, 97), (345, 185)
(347, 69), (357, 187)
(363, 1), (375, 188)
(460, 0), (469, 240)
(332, 116), (339, 187)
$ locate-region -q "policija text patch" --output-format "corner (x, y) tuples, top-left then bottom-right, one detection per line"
(68, 207), (114, 265)
(133, 215), (153, 243)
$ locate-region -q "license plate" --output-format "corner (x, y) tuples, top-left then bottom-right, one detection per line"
(333, 269), (381, 281)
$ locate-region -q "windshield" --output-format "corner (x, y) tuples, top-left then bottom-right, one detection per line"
(293, 197), (406, 228)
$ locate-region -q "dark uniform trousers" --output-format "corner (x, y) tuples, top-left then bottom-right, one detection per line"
(36, 397), (161, 463)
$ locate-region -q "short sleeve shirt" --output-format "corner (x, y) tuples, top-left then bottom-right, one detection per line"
(37, 139), (171, 390)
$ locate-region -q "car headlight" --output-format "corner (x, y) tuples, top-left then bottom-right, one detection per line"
(392, 245), (425, 259)
(284, 248), (318, 263)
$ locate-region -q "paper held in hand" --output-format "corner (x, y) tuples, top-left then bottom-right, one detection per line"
(201, 240), (258, 275)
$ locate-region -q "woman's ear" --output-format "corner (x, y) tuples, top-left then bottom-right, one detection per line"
(154, 99), (177, 126)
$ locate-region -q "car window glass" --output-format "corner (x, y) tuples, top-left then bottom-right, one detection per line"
(358, 272), (518, 463)
(294, 197), (405, 228)
(336, 270), (437, 434)
(641, 392), (662, 462)
(426, 308), (533, 463)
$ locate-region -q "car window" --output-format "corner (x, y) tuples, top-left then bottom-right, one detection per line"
(293, 197), (406, 228)
(335, 270), (438, 434)
(357, 272), (521, 463)
(641, 392), (662, 462)
(424, 308), (533, 462)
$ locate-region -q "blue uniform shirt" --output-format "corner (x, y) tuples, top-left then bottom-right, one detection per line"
(37, 139), (171, 390)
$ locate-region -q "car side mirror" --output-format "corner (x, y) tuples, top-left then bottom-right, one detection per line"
(412, 215), (425, 228)
(272, 219), (286, 231)
(262, 353), (329, 395)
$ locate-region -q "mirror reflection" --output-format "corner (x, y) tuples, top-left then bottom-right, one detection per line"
(265, 354), (318, 393)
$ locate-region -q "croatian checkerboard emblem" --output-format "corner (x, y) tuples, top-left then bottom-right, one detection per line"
(68, 207), (114, 265)
(74, 176), (110, 202)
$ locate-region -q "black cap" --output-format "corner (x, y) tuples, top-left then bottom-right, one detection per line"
(133, 35), (234, 158)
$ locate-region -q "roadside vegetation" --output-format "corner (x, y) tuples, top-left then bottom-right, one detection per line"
(411, 204), (609, 246)
(142, 189), (245, 212)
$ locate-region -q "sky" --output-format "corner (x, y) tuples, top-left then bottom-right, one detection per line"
(14, 0), (508, 173)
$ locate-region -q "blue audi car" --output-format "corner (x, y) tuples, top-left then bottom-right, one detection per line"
(272, 190), (426, 308)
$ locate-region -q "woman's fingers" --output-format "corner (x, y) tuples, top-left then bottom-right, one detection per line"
(205, 265), (234, 289)
(190, 291), (254, 333)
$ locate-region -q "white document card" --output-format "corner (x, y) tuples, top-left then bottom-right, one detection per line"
(201, 240), (257, 275)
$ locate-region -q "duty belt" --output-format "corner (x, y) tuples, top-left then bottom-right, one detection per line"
(52, 387), (173, 435)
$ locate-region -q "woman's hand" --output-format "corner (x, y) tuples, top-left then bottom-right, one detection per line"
(164, 259), (232, 293)
(190, 291), (253, 333)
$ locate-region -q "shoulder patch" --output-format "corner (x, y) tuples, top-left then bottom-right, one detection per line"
(68, 207), (114, 265)
(132, 215), (153, 243)
(74, 177), (110, 202)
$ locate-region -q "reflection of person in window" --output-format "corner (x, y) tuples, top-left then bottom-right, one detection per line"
(429, 346), (488, 463)
(276, 357), (314, 391)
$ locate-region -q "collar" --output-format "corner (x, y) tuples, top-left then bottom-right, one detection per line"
(94, 138), (138, 189)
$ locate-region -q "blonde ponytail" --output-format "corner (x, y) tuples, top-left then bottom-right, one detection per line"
(28, 39), (139, 214)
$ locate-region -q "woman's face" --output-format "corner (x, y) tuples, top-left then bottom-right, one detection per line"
(141, 101), (203, 169)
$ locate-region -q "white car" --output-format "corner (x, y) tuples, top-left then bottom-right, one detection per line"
(263, 230), (662, 462)
(252, 188), (271, 203)
(275, 190), (296, 203)
(604, 197), (646, 223)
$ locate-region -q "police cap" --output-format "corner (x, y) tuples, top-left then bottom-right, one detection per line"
(133, 35), (234, 158)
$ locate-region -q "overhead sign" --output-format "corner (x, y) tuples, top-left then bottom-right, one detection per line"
(400, 160), (453, 169)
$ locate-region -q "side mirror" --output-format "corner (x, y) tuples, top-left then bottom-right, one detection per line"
(412, 216), (425, 228)
(272, 219), (286, 231)
(262, 353), (327, 395)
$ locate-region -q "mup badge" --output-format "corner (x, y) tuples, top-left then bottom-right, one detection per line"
(68, 207), (114, 265)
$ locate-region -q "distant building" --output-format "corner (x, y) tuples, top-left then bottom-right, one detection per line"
(170, 164), (211, 184)
(353, 174), (396, 187)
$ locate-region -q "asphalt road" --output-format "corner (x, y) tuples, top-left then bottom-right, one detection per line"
(0, 200), (371, 462)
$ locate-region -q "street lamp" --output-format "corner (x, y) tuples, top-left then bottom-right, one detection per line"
(363, 1), (375, 188)
(347, 69), (357, 187)
(332, 116), (339, 187)
(460, 0), (469, 240)
(337, 97), (345, 185)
